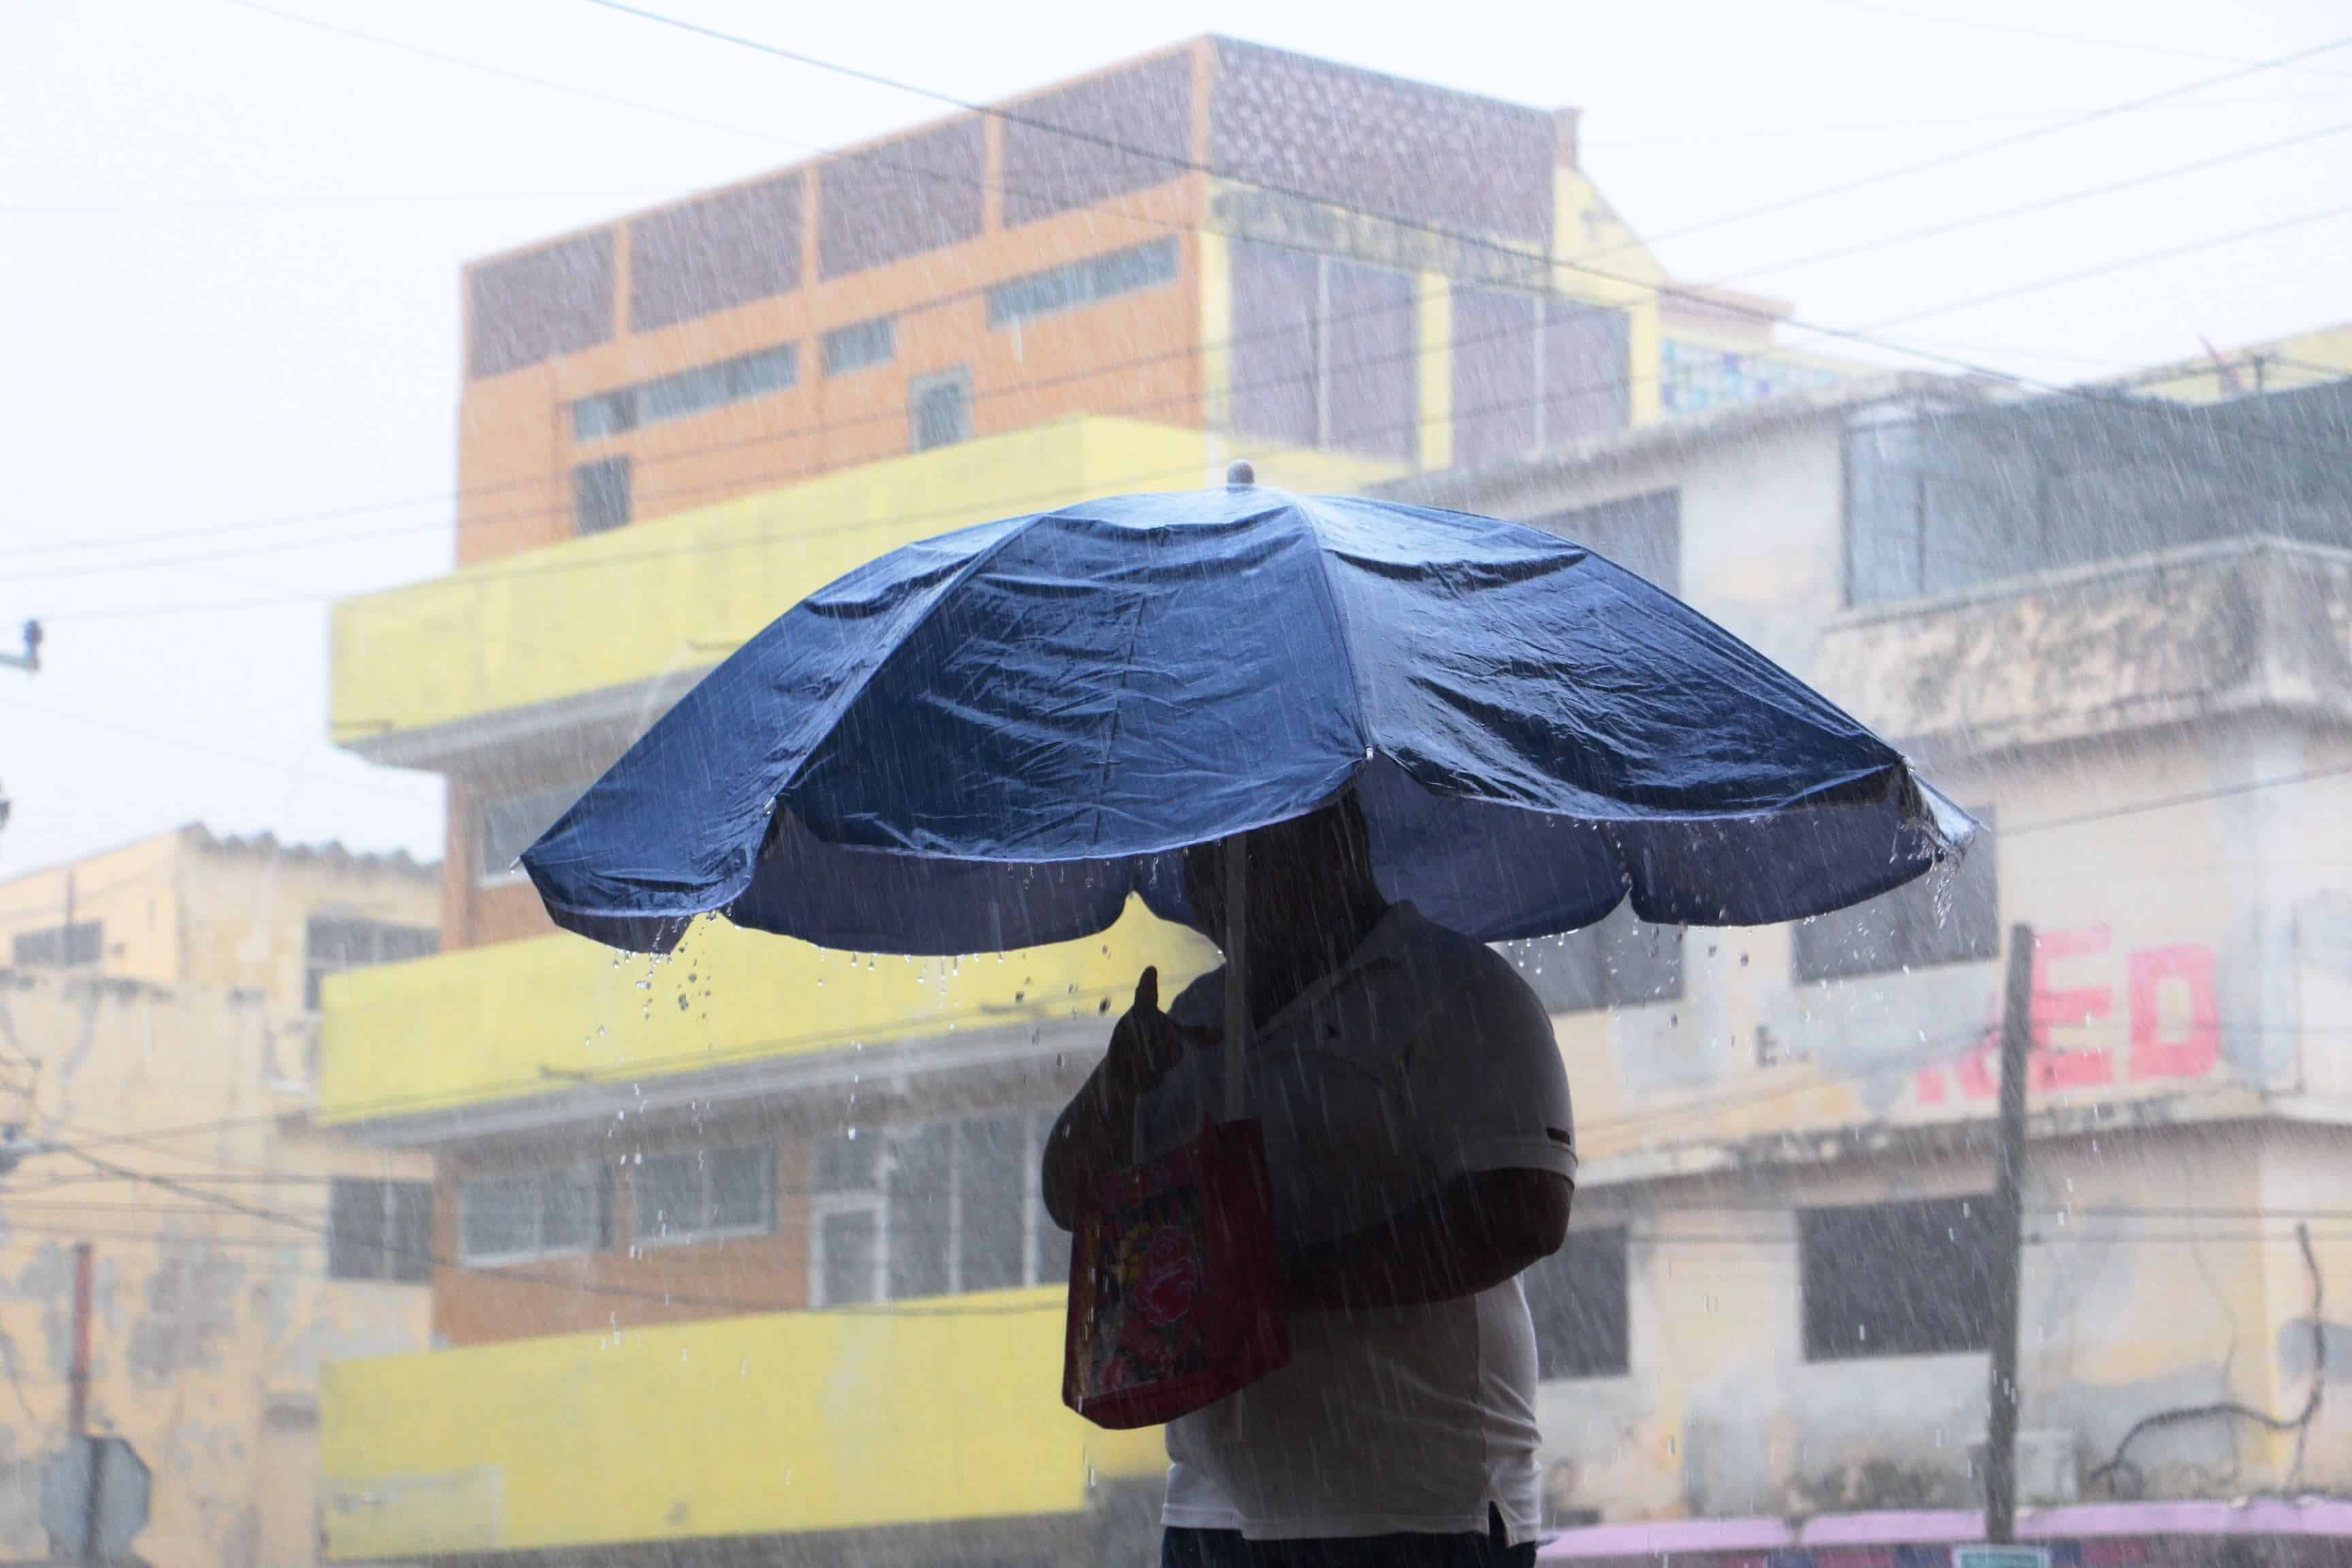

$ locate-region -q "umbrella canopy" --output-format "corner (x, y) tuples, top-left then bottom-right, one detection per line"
(523, 483), (1976, 956)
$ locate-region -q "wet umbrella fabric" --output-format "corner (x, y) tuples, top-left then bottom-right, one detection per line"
(521, 485), (1975, 956)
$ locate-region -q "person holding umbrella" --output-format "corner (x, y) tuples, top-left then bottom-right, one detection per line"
(521, 470), (1974, 1568)
(1043, 789), (1575, 1567)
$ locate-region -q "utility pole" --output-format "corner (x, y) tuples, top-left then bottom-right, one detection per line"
(67, 1243), (91, 1439)
(0, 619), (39, 845)
(1984, 924), (2036, 1546)
(0, 619), (39, 674)
(70, 1241), (103, 1568)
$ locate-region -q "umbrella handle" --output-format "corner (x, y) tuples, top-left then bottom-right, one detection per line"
(1222, 835), (1250, 1123)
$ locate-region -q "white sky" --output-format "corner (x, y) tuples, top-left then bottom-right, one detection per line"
(2, 0), (2347, 879)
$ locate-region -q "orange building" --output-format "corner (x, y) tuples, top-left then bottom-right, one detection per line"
(320, 39), (1673, 1568)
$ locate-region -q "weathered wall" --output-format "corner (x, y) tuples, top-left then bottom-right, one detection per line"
(0, 972), (430, 1568)
(1545, 1122), (2352, 1518)
(0, 828), (438, 1015)
(1394, 401), (2352, 1520)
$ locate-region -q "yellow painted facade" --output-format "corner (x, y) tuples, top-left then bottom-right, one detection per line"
(319, 1288), (1163, 1558)
(331, 417), (1405, 746)
(0, 972), (431, 1568)
(2126, 320), (2352, 402)
(318, 897), (1215, 1127)
(0, 826), (436, 1011)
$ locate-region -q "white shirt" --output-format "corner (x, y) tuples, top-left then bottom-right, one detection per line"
(1131, 902), (1575, 1545)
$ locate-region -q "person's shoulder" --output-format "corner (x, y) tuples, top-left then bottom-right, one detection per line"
(1164, 966), (1226, 1028)
(1386, 906), (1551, 1031)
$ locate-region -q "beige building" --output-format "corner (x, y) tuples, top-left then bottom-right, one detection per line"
(1382, 368), (2352, 1549)
(0, 824), (438, 1013)
(0, 831), (438, 1568)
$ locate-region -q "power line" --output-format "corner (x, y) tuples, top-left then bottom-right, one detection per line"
(24, 5), (2347, 587)
(1848, 201), (2352, 334)
(1603, 27), (2352, 256)
(1723, 116), (2352, 284)
(1801, 0), (2352, 82)
(15, 69), (2340, 584)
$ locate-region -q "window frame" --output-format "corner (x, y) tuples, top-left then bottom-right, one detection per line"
(570, 455), (632, 537)
(10, 920), (103, 970)
(631, 1143), (778, 1247)
(821, 316), (896, 377)
(303, 916), (438, 1011)
(909, 366), (973, 453)
(808, 1109), (1064, 1309)
(1799, 1194), (2000, 1362)
(1522, 1224), (1631, 1382)
(1499, 902), (1684, 1017)
(1791, 807), (1999, 986)
(985, 238), (1180, 329)
(327, 1177), (434, 1285)
(472, 783), (590, 888)
(458, 1163), (612, 1266)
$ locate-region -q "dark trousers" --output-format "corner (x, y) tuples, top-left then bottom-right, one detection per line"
(1161, 1508), (1536, 1567)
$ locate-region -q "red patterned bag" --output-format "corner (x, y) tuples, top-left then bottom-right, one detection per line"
(1061, 1116), (1290, 1430)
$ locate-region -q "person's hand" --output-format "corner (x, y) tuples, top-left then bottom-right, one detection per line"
(1104, 966), (1218, 1098)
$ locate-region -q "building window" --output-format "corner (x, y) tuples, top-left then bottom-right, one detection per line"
(1228, 242), (1417, 460)
(1499, 903), (1682, 1015)
(329, 1178), (434, 1284)
(810, 1110), (1063, 1306)
(910, 368), (972, 452)
(568, 344), (798, 443)
(985, 238), (1180, 328)
(1659, 338), (1842, 416)
(634, 1145), (776, 1244)
(571, 389), (635, 442)
(1451, 287), (1633, 471)
(822, 316), (896, 376)
(11, 921), (101, 969)
(473, 784), (588, 886)
(1792, 810), (1997, 984)
(303, 917), (438, 1011)
(1524, 1226), (1629, 1379)
(572, 456), (632, 536)
(1532, 489), (1681, 594)
(1801, 1196), (1998, 1360)
(459, 1164), (612, 1264)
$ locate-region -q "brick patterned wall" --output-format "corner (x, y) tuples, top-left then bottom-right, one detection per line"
(817, 118), (985, 280)
(1209, 40), (1554, 245)
(1000, 50), (1194, 227)
(628, 172), (804, 333)
(467, 231), (615, 378)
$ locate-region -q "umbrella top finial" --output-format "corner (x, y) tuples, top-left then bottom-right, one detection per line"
(1225, 459), (1256, 487)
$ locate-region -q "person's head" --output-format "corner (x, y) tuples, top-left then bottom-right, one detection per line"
(1179, 789), (1382, 951)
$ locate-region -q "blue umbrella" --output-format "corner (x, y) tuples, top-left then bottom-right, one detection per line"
(522, 473), (1975, 973)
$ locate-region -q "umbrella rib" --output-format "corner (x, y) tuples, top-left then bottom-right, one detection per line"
(1298, 497), (1377, 771)
(775, 517), (1044, 820)
(1079, 578), (1157, 856)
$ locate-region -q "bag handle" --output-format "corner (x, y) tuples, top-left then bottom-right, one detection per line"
(1222, 834), (1251, 1123)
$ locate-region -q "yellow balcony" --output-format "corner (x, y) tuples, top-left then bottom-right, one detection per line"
(331, 416), (1409, 749)
(318, 1288), (1165, 1558)
(318, 897), (1216, 1128)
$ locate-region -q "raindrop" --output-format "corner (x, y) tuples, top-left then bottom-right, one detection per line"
(1739, 953), (1750, 967)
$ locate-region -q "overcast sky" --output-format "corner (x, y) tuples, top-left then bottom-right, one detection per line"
(3, 0), (2347, 879)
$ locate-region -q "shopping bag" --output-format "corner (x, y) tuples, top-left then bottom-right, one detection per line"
(1061, 1116), (1289, 1429)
